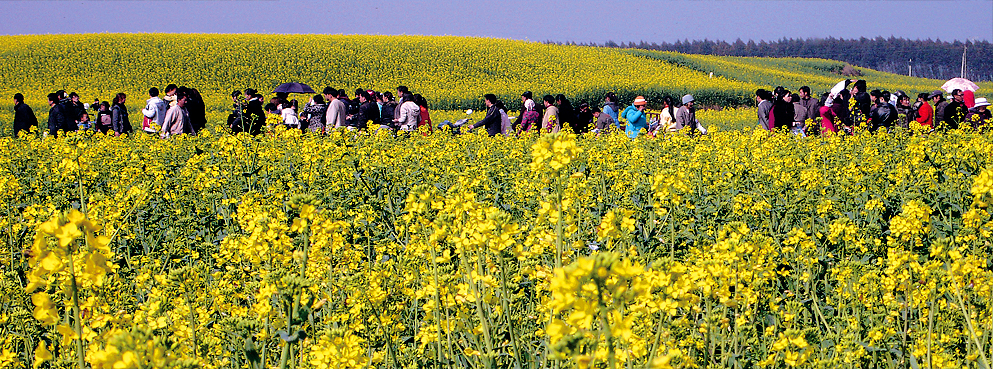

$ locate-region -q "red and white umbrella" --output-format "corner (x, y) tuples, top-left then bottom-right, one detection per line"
(941, 78), (980, 92)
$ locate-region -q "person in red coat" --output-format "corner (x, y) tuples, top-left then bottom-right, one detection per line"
(914, 93), (934, 129)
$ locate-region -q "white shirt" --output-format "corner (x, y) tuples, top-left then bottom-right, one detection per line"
(282, 107), (299, 126)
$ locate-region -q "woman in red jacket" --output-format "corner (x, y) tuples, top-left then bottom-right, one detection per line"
(914, 92), (934, 129)
(414, 94), (432, 135)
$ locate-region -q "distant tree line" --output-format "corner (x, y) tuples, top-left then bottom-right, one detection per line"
(548, 37), (992, 82)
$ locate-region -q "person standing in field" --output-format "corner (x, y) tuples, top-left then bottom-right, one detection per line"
(658, 96), (677, 133)
(943, 89), (969, 130)
(301, 94), (328, 133)
(324, 87), (348, 130)
(771, 89), (795, 132)
(280, 100), (300, 129)
(163, 84), (178, 107)
(542, 95), (560, 133)
(929, 90), (948, 124)
(160, 91), (191, 138)
(833, 90), (854, 134)
(13, 93), (38, 137)
(95, 102), (113, 134)
(378, 92), (398, 130)
(797, 86), (819, 123)
(575, 103), (593, 134)
(246, 92), (266, 135)
(592, 106), (617, 135)
(496, 100), (513, 136)
(868, 90), (897, 132)
(791, 93), (808, 136)
(755, 89), (773, 130)
(965, 97), (992, 131)
(46, 93), (70, 137)
(393, 92), (420, 133)
(469, 94), (503, 137)
(556, 94), (577, 133)
(602, 92), (620, 122)
(676, 94), (701, 135)
(111, 93), (133, 136)
(518, 91), (541, 133)
(893, 91), (914, 129)
(67, 92), (87, 130)
(414, 94), (432, 135)
(817, 92), (836, 134)
(850, 80), (871, 128)
(141, 87), (168, 134)
(186, 88), (207, 134)
(913, 93), (934, 129)
(623, 96), (649, 138)
(352, 90), (380, 130)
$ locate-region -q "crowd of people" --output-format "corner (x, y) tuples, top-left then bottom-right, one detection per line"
(11, 80), (990, 139)
(225, 85), (706, 140)
(226, 86), (433, 136)
(753, 80), (992, 136)
(11, 85), (208, 138)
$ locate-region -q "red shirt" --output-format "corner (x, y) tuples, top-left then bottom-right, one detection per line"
(916, 102), (933, 127)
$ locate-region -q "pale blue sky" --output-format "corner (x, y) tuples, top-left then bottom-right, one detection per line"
(2, 0), (991, 43)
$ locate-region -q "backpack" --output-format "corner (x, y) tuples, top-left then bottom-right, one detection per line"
(99, 112), (112, 128)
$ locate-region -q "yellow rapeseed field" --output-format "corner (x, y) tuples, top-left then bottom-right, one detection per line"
(1, 35), (992, 369)
(1, 125), (992, 369)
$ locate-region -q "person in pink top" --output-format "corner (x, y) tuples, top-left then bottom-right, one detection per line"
(818, 92), (837, 134)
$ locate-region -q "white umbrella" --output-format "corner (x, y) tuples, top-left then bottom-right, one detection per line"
(830, 80), (850, 95)
(941, 78), (979, 92)
(824, 80), (851, 107)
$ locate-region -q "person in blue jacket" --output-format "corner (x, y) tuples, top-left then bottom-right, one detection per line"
(623, 95), (648, 138)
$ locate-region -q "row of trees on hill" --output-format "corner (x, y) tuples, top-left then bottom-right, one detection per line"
(550, 37), (992, 82)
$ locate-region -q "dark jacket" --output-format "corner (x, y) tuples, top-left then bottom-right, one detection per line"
(574, 111), (593, 134)
(13, 102), (38, 136)
(558, 101), (576, 131)
(771, 99), (795, 130)
(380, 101), (397, 128)
(69, 101), (86, 124)
(471, 105), (502, 136)
(943, 101), (969, 130)
(246, 99), (266, 135)
(350, 101), (379, 129)
(48, 103), (67, 136)
(869, 103), (897, 132)
(112, 103), (133, 135)
(852, 92), (871, 124)
(831, 101), (853, 127)
(934, 101), (949, 124)
(96, 111), (113, 134)
(228, 103), (246, 133)
(187, 90), (207, 133)
(895, 104), (913, 129)
(966, 109), (992, 130)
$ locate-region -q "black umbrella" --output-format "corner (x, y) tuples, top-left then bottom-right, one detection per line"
(272, 83), (316, 94)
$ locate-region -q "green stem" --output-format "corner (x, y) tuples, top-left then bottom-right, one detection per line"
(497, 252), (524, 369)
(950, 274), (991, 368)
(64, 244), (86, 369)
(554, 177), (564, 269)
